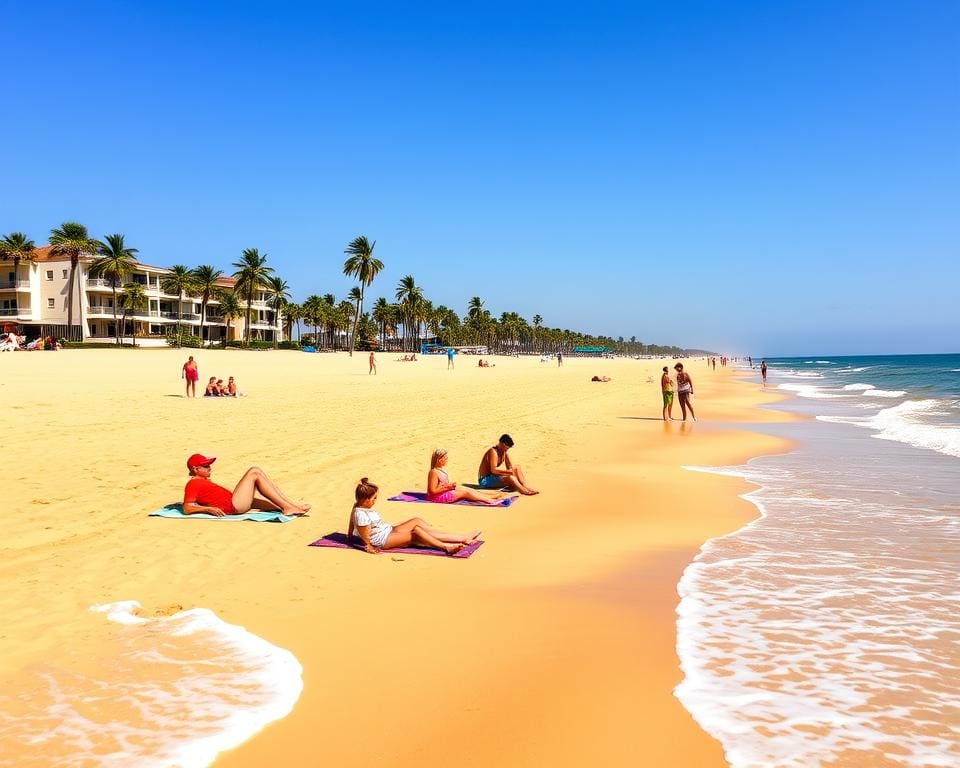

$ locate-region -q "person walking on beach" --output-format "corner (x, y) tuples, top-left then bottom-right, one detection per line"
(447, 347), (455, 370)
(427, 449), (510, 505)
(182, 355), (199, 397)
(674, 363), (696, 421)
(349, 478), (480, 555)
(369, 351), (377, 375)
(182, 454), (310, 517)
(477, 434), (539, 495)
(557, 351), (563, 367)
(761, 360), (767, 386)
(661, 366), (675, 421)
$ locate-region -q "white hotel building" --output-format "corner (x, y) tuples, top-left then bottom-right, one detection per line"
(1, 247), (283, 345)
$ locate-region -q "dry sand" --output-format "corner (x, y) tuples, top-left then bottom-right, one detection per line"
(2, 348), (793, 767)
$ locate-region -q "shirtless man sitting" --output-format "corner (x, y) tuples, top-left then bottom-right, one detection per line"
(182, 453), (310, 517)
(476, 434), (538, 495)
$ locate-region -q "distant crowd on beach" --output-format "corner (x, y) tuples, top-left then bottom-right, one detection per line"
(0, 332), (62, 352)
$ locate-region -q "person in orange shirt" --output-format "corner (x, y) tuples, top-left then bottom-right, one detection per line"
(182, 454), (310, 517)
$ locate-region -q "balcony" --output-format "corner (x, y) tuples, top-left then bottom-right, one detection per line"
(160, 312), (201, 321)
(85, 278), (118, 290)
(88, 306), (159, 318)
(0, 308), (30, 317)
(0, 280), (30, 290)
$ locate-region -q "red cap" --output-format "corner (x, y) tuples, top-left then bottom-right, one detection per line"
(187, 453), (216, 470)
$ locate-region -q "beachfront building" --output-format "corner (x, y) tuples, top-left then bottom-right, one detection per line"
(1, 247), (283, 346)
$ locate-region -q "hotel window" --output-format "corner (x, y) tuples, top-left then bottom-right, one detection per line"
(47, 298), (55, 308)
(62, 269), (68, 279)
(46, 270), (54, 280)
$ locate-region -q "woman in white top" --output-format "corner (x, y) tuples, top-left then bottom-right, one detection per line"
(348, 478), (480, 555)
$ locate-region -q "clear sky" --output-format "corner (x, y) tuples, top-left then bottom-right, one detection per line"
(2, 1), (957, 356)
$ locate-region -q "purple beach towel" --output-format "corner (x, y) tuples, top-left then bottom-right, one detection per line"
(309, 532), (484, 558)
(387, 491), (517, 507)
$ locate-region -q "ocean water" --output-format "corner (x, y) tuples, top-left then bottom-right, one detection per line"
(675, 354), (960, 768)
(0, 602), (303, 768)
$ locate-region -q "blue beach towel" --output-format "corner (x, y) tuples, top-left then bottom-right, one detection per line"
(149, 503), (295, 523)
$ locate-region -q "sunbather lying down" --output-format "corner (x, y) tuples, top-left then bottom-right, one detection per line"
(349, 477), (480, 555)
(591, 375), (612, 382)
(182, 453), (310, 517)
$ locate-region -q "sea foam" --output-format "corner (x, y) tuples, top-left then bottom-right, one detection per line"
(0, 601), (303, 768)
(819, 400), (960, 458)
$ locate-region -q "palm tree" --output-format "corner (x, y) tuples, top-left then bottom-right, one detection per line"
(0, 232), (36, 318)
(266, 275), (290, 349)
(371, 297), (392, 349)
(342, 235), (383, 356)
(347, 286), (362, 349)
(283, 301), (302, 343)
(120, 282), (148, 346)
(49, 222), (98, 340)
(533, 314), (543, 353)
(191, 265), (224, 346)
(90, 234), (138, 345)
(302, 295), (324, 347)
(160, 265), (196, 346)
(232, 248), (273, 346)
(217, 291), (242, 348)
(395, 275), (423, 351)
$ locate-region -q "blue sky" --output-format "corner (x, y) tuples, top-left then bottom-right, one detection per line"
(2, 1), (957, 355)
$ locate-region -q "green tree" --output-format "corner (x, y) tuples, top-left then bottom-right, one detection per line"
(302, 295), (324, 347)
(232, 248), (273, 346)
(49, 222), (98, 339)
(283, 301), (302, 342)
(120, 282), (148, 347)
(342, 235), (383, 357)
(371, 297), (392, 349)
(90, 234), (138, 345)
(160, 265), (197, 347)
(0, 232), (36, 318)
(191, 265), (224, 346)
(266, 275), (291, 348)
(395, 275), (423, 351)
(217, 291), (242, 347)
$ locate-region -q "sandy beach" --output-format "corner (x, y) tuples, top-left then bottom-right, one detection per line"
(1, 349), (793, 767)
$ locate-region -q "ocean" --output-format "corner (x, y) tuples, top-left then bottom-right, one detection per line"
(675, 354), (960, 768)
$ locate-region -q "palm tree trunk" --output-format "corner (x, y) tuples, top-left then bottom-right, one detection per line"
(12, 256), (20, 316)
(112, 284), (119, 345)
(199, 296), (206, 347)
(245, 296), (252, 346)
(66, 258), (76, 339)
(177, 290), (184, 347)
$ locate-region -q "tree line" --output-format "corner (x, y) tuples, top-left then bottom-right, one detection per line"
(2, 225), (710, 356)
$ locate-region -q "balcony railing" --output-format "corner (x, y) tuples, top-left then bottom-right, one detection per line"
(160, 312), (201, 321)
(88, 306), (161, 318)
(0, 280), (30, 289)
(0, 308), (28, 316)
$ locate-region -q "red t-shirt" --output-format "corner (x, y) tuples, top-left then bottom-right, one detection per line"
(183, 477), (236, 514)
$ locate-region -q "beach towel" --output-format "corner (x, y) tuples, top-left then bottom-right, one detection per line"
(149, 503), (295, 523)
(387, 492), (517, 507)
(309, 532), (483, 558)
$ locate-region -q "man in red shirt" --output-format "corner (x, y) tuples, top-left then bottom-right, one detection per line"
(182, 454), (310, 517)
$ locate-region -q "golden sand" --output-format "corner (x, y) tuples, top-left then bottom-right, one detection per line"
(2, 349), (793, 767)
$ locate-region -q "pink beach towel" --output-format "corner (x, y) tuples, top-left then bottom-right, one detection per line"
(309, 532), (483, 558)
(387, 491), (517, 507)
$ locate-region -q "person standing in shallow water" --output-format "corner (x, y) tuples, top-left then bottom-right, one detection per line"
(674, 362), (696, 421)
(182, 356), (199, 397)
(661, 366), (675, 421)
(761, 360), (767, 386)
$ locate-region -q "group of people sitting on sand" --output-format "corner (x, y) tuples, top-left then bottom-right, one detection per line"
(0, 333), (61, 351)
(180, 434), (537, 556)
(204, 376), (241, 397)
(396, 353), (418, 361)
(477, 358), (494, 367)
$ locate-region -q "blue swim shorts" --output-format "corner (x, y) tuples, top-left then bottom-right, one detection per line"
(478, 474), (505, 489)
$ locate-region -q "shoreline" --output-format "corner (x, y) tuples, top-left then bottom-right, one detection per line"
(1, 351), (793, 767)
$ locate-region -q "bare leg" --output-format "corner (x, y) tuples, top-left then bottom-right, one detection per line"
(231, 467), (310, 515)
(390, 517), (434, 535)
(426, 529), (481, 543)
(450, 487), (507, 505)
(511, 465), (538, 495)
